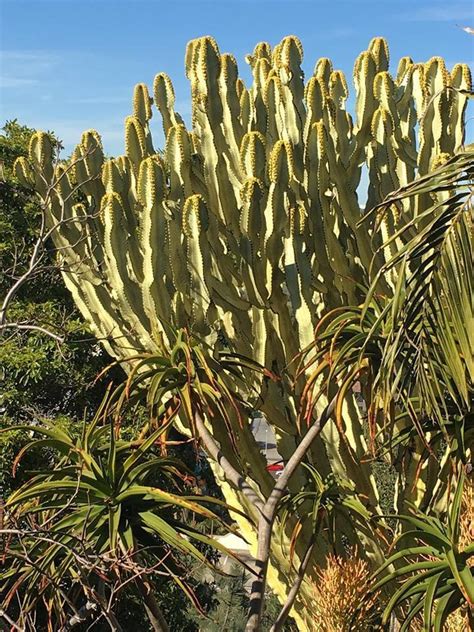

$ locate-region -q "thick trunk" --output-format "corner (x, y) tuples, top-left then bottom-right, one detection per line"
(245, 395), (337, 632)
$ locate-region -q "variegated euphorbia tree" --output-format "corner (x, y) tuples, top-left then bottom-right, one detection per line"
(15, 35), (471, 630)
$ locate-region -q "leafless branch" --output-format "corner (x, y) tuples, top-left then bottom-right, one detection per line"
(270, 535), (316, 632)
(245, 395), (337, 632)
(0, 144), (100, 343)
(0, 608), (25, 632)
(1, 520), (179, 632)
(0, 322), (65, 342)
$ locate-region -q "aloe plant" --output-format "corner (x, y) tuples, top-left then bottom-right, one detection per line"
(0, 395), (246, 631)
(373, 474), (474, 631)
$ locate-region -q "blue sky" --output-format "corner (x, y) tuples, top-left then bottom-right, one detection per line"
(1, 0), (473, 156)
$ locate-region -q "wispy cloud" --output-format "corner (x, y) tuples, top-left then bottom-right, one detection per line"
(69, 96), (130, 105)
(59, 124), (125, 148)
(0, 77), (39, 88)
(399, 3), (473, 23)
(321, 26), (357, 39)
(24, 119), (127, 153)
(1, 50), (58, 65)
(0, 50), (59, 90)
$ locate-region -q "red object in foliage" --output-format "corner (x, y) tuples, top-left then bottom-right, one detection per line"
(266, 461), (284, 472)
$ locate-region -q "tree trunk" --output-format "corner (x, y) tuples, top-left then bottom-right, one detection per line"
(135, 574), (170, 632)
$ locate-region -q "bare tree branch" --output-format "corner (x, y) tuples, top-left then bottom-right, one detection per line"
(0, 322), (65, 342)
(1, 522), (177, 632)
(0, 143), (100, 342)
(0, 608), (26, 632)
(245, 395), (337, 632)
(270, 536), (316, 632)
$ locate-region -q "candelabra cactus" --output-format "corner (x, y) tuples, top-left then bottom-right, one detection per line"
(16, 36), (471, 630)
